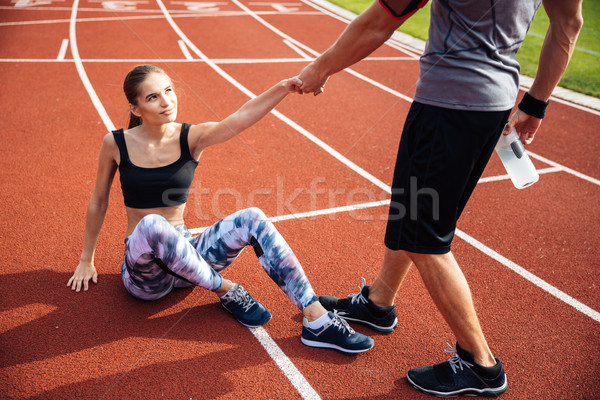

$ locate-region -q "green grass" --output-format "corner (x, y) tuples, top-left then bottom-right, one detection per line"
(327, 0), (599, 98)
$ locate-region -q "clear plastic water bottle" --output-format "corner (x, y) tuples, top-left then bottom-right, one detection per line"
(495, 129), (539, 189)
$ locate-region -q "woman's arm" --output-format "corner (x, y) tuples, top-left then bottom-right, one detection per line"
(67, 133), (118, 292)
(189, 77), (301, 155)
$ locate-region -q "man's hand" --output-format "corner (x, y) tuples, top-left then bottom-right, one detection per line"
(298, 62), (329, 95)
(502, 108), (542, 145)
(295, 1), (410, 96)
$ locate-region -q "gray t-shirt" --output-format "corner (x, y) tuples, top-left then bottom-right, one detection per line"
(414, 0), (543, 111)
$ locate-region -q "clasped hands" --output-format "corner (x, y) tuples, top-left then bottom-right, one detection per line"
(290, 62), (329, 96)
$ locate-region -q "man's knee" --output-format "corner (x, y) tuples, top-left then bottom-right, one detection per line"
(405, 250), (452, 268)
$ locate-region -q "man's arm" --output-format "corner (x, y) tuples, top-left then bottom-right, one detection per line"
(529, 0), (583, 101)
(505, 0), (583, 144)
(298, 0), (414, 94)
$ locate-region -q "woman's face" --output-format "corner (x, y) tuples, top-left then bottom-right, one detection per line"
(131, 72), (177, 125)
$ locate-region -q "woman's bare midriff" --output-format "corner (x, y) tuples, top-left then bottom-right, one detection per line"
(125, 204), (186, 237)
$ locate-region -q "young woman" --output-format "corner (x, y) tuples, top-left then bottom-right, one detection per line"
(67, 64), (373, 353)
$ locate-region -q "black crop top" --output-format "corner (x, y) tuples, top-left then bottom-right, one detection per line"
(112, 123), (199, 209)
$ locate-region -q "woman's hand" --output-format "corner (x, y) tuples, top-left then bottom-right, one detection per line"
(67, 261), (98, 292)
(282, 76), (305, 94)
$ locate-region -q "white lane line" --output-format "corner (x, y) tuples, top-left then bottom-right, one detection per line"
(69, 0), (115, 131)
(283, 39), (312, 59)
(250, 328), (322, 400)
(528, 151), (600, 186)
(0, 58), (198, 62)
(271, 3), (299, 12)
(0, 58), (311, 63)
(0, 10), (323, 26)
(188, 199), (390, 235)
(477, 166), (561, 184)
(385, 40), (421, 60)
(56, 38), (69, 60)
(0, 5), (221, 12)
(177, 39), (194, 60)
(544, 91), (600, 115)
(270, 109), (391, 193)
(0, 56), (417, 63)
(455, 228), (600, 324)
(153, 1), (324, 398)
(249, 2), (302, 5)
(269, 199), (389, 222)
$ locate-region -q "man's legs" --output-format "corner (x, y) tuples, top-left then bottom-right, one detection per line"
(365, 247), (495, 367)
(407, 250), (495, 367)
(368, 247), (412, 307)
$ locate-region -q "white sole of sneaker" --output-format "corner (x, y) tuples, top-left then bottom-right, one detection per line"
(407, 374), (508, 397)
(300, 337), (374, 353)
(340, 315), (398, 333)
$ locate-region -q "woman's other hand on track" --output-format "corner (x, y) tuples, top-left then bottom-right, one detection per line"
(67, 261), (98, 292)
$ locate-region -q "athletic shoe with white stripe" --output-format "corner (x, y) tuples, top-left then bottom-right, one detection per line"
(318, 277), (398, 333)
(407, 343), (508, 397)
(220, 284), (271, 328)
(301, 311), (374, 353)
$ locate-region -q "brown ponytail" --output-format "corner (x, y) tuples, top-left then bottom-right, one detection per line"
(123, 65), (170, 129)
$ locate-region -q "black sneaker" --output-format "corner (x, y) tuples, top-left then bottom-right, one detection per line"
(318, 278), (398, 333)
(407, 343), (508, 397)
(301, 311), (374, 353)
(220, 284), (272, 328)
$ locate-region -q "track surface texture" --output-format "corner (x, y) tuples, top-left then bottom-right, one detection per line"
(0, 0), (599, 399)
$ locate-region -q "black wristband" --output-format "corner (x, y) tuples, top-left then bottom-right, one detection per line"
(518, 92), (550, 119)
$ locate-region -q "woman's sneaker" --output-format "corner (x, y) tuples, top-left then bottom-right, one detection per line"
(318, 277), (398, 333)
(407, 343), (508, 397)
(301, 311), (374, 353)
(220, 284), (272, 328)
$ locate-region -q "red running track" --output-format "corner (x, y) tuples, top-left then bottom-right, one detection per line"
(0, 0), (599, 399)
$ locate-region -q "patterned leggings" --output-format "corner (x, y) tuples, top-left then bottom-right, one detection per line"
(121, 207), (318, 310)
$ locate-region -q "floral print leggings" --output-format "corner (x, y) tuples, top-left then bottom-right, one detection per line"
(121, 207), (318, 309)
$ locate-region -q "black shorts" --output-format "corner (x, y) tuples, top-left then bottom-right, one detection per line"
(384, 102), (511, 254)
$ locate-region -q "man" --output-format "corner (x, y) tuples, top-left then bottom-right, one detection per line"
(297, 0), (582, 397)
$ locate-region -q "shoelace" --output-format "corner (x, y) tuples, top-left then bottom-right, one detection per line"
(331, 311), (356, 335)
(348, 277), (369, 305)
(445, 343), (474, 374)
(230, 286), (256, 312)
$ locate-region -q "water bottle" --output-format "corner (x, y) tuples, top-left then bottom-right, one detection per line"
(495, 129), (539, 189)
